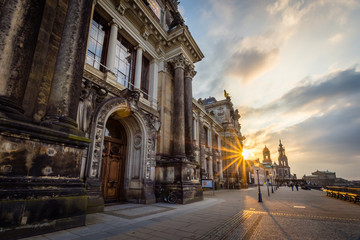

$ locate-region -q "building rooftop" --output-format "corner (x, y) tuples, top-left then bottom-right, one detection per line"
(201, 97), (217, 105)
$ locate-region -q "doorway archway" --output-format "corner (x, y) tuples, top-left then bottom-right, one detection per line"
(101, 116), (127, 203)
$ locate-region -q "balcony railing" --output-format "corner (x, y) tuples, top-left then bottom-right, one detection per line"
(85, 56), (157, 106)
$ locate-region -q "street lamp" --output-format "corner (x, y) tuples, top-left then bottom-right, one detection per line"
(271, 164), (276, 190)
(255, 163), (262, 202)
(270, 173), (274, 193)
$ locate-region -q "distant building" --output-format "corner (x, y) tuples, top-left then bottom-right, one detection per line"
(193, 95), (245, 189)
(260, 146), (277, 184)
(303, 170), (336, 187)
(249, 159), (268, 185)
(276, 140), (291, 179)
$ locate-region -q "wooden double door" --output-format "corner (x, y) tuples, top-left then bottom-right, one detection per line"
(101, 136), (126, 203)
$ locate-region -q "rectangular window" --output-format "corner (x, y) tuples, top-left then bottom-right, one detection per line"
(86, 19), (107, 70)
(204, 127), (209, 148)
(215, 134), (219, 151)
(140, 56), (150, 99)
(114, 37), (135, 88)
(145, 0), (161, 20)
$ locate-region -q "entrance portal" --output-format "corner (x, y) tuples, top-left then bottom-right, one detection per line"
(101, 117), (127, 203)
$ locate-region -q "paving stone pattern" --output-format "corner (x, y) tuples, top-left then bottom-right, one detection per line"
(21, 187), (360, 240)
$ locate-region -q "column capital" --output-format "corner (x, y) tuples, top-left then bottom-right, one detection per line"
(108, 20), (120, 28)
(185, 64), (197, 79)
(135, 45), (145, 52)
(170, 54), (188, 69)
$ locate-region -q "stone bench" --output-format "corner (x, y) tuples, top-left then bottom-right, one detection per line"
(323, 189), (360, 204)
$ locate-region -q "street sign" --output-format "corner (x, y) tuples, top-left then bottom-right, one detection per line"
(202, 180), (213, 188)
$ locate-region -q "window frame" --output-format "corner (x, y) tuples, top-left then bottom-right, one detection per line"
(86, 14), (109, 71)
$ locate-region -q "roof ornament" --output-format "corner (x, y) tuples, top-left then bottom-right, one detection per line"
(224, 89), (231, 100)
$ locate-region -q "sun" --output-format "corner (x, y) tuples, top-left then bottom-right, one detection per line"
(242, 149), (253, 159)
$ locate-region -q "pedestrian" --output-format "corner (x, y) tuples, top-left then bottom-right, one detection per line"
(295, 183), (299, 191)
(291, 183), (294, 191)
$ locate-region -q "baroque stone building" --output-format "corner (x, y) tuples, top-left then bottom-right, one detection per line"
(0, 0), (203, 238)
(260, 141), (295, 185)
(303, 170), (336, 187)
(193, 95), (245, 189)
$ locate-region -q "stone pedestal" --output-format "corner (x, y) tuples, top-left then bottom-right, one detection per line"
(0, 118), (90, 239)
(155, 156), (203, 204)
(85, 178), (104, 214)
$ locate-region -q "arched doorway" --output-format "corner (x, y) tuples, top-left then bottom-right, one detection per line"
(101, 116), (127, 203)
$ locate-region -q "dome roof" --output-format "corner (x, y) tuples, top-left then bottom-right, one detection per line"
(263, 145), (270, 153)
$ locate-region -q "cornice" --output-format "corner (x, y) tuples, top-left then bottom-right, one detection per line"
(98, 0), (159, 59)
(98, 0), (204, 64)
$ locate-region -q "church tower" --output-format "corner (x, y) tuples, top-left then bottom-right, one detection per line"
(278, 140), (289, 166)
(276, 140), (291, 178)
(263, 145), (272, 163)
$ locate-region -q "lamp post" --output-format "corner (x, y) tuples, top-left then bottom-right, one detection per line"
(271, 164), (276, 190)
(256, 169), (262, 202)
(270, 173), (274, 193)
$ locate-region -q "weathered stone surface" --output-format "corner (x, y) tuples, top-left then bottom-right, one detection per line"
(0, 117), (89, 239)
(0, 0), (45, 117)
(171, 55), (186, 157)
(23, 0), (58, 119)
(43, 0), (93, 132)
(184, 65), (196, 161)
(33, 0), (68, 122)
(155, 156), (202, 204)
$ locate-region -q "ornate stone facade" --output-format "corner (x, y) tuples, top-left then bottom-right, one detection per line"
(193, 95), (245, 189)
(0, 0), (204, 238)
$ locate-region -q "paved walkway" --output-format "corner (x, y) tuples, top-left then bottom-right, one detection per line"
(22, 187), (360, 240)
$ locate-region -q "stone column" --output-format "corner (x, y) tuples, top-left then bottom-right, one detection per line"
(148, 60), (159, 107)
(106, 21), (118, 72)
(208, 156), (214, 179)
(42, 0), (93, 133)
(199, 113), (206, 178)
(134, 46), (143, 89)
(0, 0), (45, 117)
(184, 65), (196, 161)
(171, 54), (187, 157)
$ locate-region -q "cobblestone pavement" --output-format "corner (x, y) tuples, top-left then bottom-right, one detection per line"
(22, 187), (360, 240)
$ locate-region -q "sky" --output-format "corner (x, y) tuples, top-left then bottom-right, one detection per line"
(179, 0), (360, 180)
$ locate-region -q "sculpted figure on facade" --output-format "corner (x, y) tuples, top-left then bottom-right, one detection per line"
(77, 81), (94, 134)
(77, 80), (108, 135)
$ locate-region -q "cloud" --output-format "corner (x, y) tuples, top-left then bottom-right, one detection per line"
(328, 33), (344, 45)
(203, 0), (238, 37)
(226, 48), (279, 83)
(240, 67), (360, 179)
(267, 0), (311, 27)
(243, 67), (360, 118)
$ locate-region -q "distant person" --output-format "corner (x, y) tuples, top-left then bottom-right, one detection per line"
(291, 183), (294, 191)
(295, 183), (299, 191)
